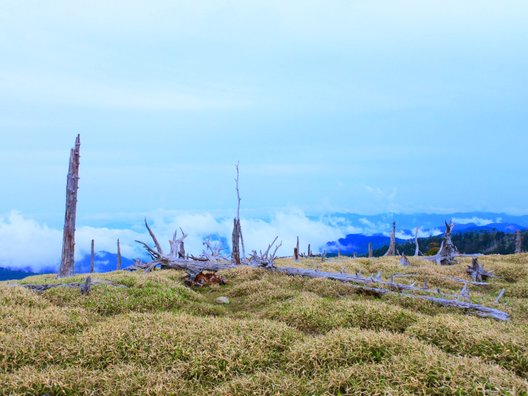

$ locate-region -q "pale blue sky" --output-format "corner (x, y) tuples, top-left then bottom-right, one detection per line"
(1, 0), (527, 225)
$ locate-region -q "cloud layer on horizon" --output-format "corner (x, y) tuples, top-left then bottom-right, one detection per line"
(0, 210), (346, 272)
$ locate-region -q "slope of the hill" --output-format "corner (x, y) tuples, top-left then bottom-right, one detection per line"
(1, 255), (527, 395)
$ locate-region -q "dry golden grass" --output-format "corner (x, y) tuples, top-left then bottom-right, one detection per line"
(1, 254), (527, 395)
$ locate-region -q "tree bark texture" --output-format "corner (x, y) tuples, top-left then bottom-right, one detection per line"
(58, 134), (80, 278)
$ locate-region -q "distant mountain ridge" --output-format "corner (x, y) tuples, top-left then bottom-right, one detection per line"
(326, 221), (528, 256)
(75, 251), (135, 273)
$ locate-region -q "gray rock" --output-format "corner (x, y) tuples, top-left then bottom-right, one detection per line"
(215, 296), (230, 304)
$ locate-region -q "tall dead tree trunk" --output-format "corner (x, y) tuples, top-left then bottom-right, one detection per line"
(368, 243), (373, 258)
(515, 230), (522, 254)
(116, 239), (122, 270)
(436, 221), (458, 265)
(384, 221), (397, 256)
(307, 244), (312, 257)
(232, 218), (241, 265)
(90, 239), (95, 273)
(414, 227), (421, 256)
(58, 134), (80, 278)
(231, 163), (244, 264)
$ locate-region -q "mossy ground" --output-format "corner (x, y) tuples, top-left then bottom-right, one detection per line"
(1, 255), (527, 395)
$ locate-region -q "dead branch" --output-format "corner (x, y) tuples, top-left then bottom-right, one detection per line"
(17, 277), (126, 294)
(145, 218), (163, 255)
(495, 288), (506, 304)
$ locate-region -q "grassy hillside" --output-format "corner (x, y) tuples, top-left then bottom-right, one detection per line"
(1, 255), (527, 395)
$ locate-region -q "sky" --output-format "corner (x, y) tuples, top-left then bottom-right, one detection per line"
(0, 1), (527, 269)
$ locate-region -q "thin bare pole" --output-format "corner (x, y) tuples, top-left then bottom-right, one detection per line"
(117, 239), (122, 270)
(235, 162), (246, 258)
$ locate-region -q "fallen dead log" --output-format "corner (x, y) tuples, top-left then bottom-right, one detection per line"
(134, 221), (508, 320)
(13, 277), (126, 293)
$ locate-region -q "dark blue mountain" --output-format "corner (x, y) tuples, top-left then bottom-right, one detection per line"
(0, 267), (40, 281)
(326, 222), (528, 256)
(326, 234), (408, 255)
(453, 223), (527, 233)
(316, 212), (528, 232)
(75, 251), (135, 273)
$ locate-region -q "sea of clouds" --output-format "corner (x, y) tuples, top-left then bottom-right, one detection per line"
(0, 209), (348, 272)
(0, 209), (505, 272)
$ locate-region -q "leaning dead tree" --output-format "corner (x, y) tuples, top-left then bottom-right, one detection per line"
(515, 230), (522, 254)
(231, 163), (245, 265)
(58, 134), (81, 278)
(384, 221), (397, 256)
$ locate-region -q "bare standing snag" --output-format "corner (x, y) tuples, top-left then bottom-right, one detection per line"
(58, 134), (80, 278)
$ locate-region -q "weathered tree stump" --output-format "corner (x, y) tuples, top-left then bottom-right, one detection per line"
(437, 221), (458, 265)
(384, 221), (397, 256)
(466, 257), (494, 282)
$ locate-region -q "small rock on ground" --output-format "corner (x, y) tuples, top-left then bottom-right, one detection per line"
(215, 296), (230, 304)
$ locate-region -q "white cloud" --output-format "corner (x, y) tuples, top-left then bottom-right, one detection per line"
(452, 217), (495, 226)
(0, 209), (348, 272)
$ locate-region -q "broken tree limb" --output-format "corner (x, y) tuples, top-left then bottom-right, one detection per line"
(269, 266), (509, 321)
(16, 278), (126, 293)
(144, 218), (163, 256)
(58, 134), (81, 278)
(495, 288), (506, 304)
